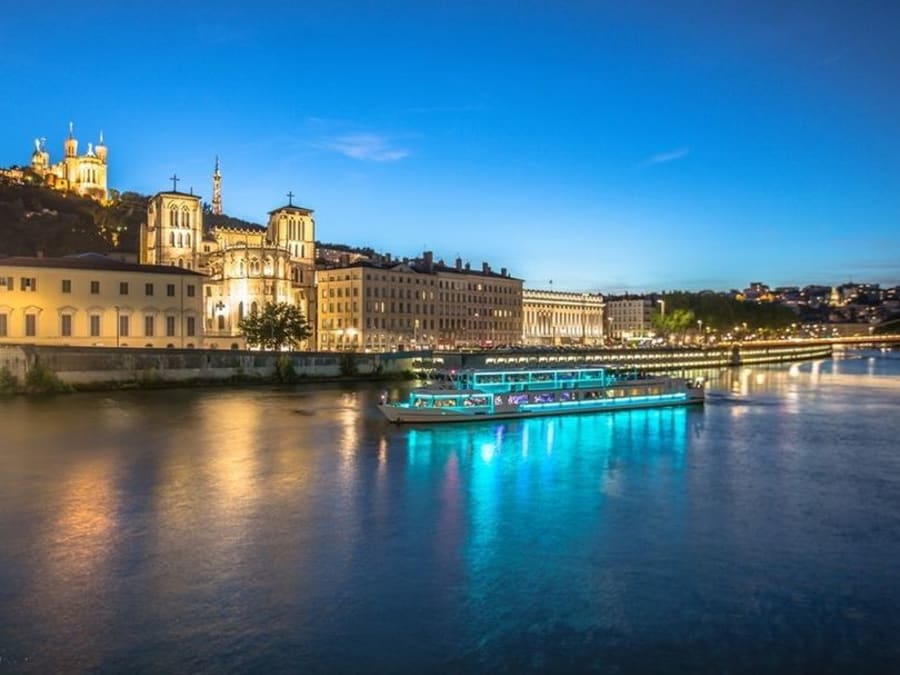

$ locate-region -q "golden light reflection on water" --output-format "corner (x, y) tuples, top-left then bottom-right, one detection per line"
(29, 456), (118, 668)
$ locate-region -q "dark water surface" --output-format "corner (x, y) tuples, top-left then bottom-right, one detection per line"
(1, 352), (899, 673)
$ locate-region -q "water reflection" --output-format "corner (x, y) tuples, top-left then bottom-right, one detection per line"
(1, 354), (899, 672)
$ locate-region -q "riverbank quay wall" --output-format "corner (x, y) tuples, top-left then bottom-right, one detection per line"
(420, 342), (834, 372)
(0, 341), (835, 389)
(0, 345), (418, 386)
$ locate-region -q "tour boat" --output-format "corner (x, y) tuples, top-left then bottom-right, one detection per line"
(378, 365), (704, 423)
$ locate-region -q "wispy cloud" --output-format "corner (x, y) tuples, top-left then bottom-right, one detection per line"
(640, 146), (690, 167)
(321, 133), (410, 162)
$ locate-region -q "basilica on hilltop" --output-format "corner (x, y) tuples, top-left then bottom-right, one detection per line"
(27, 122), (109, 203)
(139, 164), (318, 347)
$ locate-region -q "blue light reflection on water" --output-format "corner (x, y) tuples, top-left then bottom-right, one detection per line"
(0, 352), (899, 672)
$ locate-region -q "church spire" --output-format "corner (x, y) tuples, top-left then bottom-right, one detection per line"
(212, 156), (222, 215)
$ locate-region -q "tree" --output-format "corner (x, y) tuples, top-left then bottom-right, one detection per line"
(239, 302), (311, 351)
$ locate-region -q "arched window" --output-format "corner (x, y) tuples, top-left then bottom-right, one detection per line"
(178, 257), (184, 267)
(217, 315), (225, 330)
(170, 209), (178, 227)
(170, 231), (175, 246)
(238, 301), (244, 321)
(186, 233), (191, 247)
(239, 260), (245, 276)
(184, 209), (190, 228)
(251, 301), (258, 315)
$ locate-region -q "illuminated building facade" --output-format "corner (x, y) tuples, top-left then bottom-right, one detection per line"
(26, 123), (109, 203)
(0, 254), (204, 348)
(522, 289), (604, 346)
(140, 185), (317, 349)
(316, 252), (523, 351)
(605, 295), (653, 341)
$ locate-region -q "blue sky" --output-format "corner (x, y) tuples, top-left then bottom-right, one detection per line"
(1, 1), (898, 291)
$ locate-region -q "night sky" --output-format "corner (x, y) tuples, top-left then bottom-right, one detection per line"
(1, 1), (898, 291)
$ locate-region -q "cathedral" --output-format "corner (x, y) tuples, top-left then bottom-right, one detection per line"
(139, 164), (317, 348)
(29, 122), (109, 203)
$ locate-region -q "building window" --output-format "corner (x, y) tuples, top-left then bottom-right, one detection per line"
(0, 313), (7, 336)
(61, 314), (72, 337)
(25, 314), (36, 337)
(144, 315), (154, 337)
(186, 284), (196, 297)
(0, 276), (12, 290)
(145, 283), (154, 296)
(167, 284), (175, 297)
(20, 277), (37, 292)
(166, 316), (176, 336)
(217, 315), (225, 330)
(90, 315), (101, 337)
(90, 280), (100, 294)
(120, 282), (129, 295)
(119, 315), (129, 337)
(62, 279), (72, 293)
(186, 316), (196, 336)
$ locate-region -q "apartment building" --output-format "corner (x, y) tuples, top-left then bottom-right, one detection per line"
(0, 254), (205, 348)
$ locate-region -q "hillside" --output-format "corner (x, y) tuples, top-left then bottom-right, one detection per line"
(0, 183), (146, 257)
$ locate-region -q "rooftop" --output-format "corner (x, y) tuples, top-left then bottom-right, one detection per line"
(0, 253), (206, 276)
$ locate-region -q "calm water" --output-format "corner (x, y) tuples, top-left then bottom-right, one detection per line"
(1, 352), (899, 673)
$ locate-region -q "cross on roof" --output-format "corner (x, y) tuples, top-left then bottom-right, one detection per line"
(170, 174), (180, 192)
(286, 190), (294, 206)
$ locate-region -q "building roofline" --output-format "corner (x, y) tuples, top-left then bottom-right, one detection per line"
(0, 254), (206, 276)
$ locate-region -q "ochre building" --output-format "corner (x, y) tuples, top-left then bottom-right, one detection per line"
(0, 255), (204, 348)
(316, 252), (523, 352)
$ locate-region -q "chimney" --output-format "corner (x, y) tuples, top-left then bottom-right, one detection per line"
(386, 253), (392, 263)
(501, 267), (507, 276)
(465, 262), (470, 271)
(424, 250), (433, 272)
(482, 262), (490, 274)
(340, 253), (350, 266)
(455, 257), (462, 270)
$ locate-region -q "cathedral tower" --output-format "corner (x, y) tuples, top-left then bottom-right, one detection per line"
(142, 176), (204, 270)
(212, 156), (222, 215)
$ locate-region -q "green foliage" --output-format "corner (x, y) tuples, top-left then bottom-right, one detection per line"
(872, 317), (900, 335)
(275, 354), (298, 383)
(339, 353), (358, 377)
(0, 366), (18, 394)
(654, 291), (797, 335)
(239, 302), (311, 351)
(24, 361), (72, 394)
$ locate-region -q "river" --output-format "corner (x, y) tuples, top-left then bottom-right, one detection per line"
(1, 351), (899, 673)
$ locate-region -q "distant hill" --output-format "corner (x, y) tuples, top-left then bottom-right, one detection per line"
(0, 183), (146, 257)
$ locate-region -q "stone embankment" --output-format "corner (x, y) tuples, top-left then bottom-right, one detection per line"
(0, 341), (835, 393)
